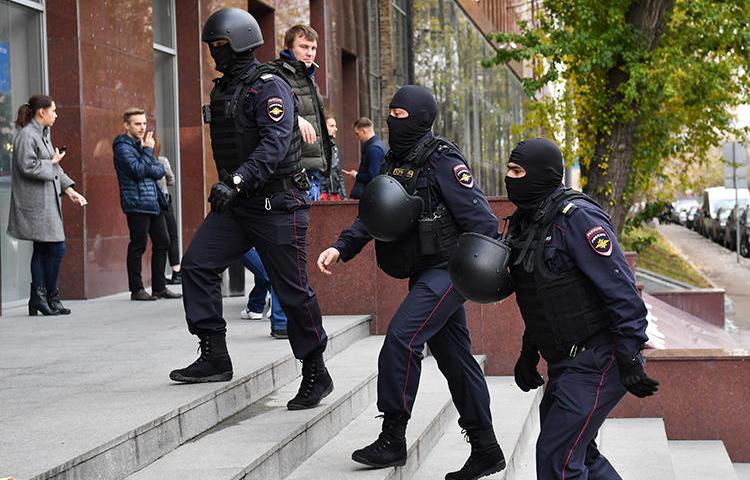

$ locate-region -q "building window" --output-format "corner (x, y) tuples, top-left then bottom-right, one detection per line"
(392, 0), (410, 88)
(368, 0), (382, 133)
(152, 0), (181, 253)
(412, 0), (529, 196)
(0, 0), (46, 305)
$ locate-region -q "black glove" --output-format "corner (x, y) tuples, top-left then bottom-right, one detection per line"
(208, 181), (237, 214)
(616, 352), (660, 398)
(514, 346), (545, 392)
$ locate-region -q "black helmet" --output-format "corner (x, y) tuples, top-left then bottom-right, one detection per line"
(449, 232), (514, 304)
(359, 175), (424, 242)
(201, 8), (263, 52)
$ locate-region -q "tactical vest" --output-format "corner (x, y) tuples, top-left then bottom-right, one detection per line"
(270, 58), (331, 173)
(508, 189), (610, 362)
(375, 137), (462, 279)
(207, 63), (302, 181)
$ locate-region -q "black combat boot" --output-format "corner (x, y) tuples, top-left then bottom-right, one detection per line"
(445, 429), (505, 480)
(28, 284), (60, 316)
(47, 290), (71, 315)
(169, 333), (233, 383)
(286, 352), (333, 410)
(351, 414), (408, 468)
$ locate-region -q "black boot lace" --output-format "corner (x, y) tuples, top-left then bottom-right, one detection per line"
(296, 359), (320, 398)
(364, 415), (399, 452)
(195, 337), (212, 363)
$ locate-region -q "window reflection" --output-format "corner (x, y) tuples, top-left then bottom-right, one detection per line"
(413, 0), (528, 196)
(0, 0), (44, 304)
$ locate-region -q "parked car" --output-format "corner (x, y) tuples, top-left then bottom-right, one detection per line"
(740, 208), (750, 257)
(709, 206), (732, 243)
(671, 198), (699, 225)
(686, 205), (699, 229)
(722, 205), (746, 250)
(700, 187), (750, 238)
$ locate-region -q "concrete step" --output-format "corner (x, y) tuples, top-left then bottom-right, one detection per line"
(669, 440), (737, 480)
(284, 355), (486, 480)
(599, 418), (676, 480)
(734, 464), (750, 480)
(411, 377), (542, 480)
(19, 310), (370, 480)
(126, 335), (384, 480)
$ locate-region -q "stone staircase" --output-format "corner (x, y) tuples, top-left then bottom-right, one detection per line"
(10, 308), (747, 480)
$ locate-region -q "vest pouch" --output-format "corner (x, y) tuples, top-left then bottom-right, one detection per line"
(375, 236), (420, 279)
(418, 216), (440, 255)
(293, 170), (311, 190)
(543, 269), (609, 345)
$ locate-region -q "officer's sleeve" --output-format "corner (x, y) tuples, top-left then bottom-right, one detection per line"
(433, 150), (499, 238)
(332, 217), (373, 262)
(562, 203), (649, 356)
(235, 77), (295, 191)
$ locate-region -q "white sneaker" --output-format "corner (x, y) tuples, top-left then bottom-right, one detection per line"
(240, 307), (263, 320)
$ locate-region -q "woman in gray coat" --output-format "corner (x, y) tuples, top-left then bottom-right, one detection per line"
(7, 95), (87, 316)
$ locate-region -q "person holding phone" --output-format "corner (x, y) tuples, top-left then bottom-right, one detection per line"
(7, 94), (87, 316)
(113, 108), (180, 301)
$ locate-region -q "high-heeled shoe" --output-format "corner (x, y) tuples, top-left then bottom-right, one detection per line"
(28, 284), (60, 316)
(48, 290), (71, 315)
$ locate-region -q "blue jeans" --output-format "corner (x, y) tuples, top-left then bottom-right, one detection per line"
(307, 171), (321, 201)
(31, 241), (66, 293)
(242, 247), (288, 331)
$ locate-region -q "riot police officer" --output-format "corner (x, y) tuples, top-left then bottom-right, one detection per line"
(317, 85), (505, 480)
(503, 138), (659, 479)
(169, 8), (332, 412)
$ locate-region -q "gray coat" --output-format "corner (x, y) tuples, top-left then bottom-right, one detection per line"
(156, 155), (175, 195)
(7, 119), (74, 242)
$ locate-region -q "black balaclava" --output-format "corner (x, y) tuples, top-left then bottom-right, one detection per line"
(209, 43), (255, 76)
(505, 138), (564, 210)
(387, 85), (438, 159)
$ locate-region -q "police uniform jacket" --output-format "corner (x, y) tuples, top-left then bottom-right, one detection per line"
(514, 188), (649, 359)
(213, 59), (302, 191)
(333, 134), (498, 270)
(7, 119), (75, 242)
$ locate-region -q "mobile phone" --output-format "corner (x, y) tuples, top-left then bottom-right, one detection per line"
(59, 145), (68, 154)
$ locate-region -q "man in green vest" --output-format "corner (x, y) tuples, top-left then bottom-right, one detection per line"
(271, 24), (332, 201)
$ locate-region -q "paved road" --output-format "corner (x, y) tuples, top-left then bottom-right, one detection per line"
(658, 223), (750, 349)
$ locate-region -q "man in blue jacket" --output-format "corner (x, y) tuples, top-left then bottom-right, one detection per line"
(347, 117), (386, 199)
(113, 107), (181, 301)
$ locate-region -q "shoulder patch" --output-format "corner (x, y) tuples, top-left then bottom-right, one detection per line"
(260, 73), (274, 82)
(561, 202), (578, 216)
(267, 97), (285, 122)
(585, 226), (613, 256)
(452, 164), (474, 188)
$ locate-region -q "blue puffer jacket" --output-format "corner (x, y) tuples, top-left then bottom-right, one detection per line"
(113, 134), (165, 215)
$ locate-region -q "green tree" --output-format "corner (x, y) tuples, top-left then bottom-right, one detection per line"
(486, 0), (750, 232)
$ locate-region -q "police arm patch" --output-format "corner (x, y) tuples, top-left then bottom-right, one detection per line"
(585, 226), (613, 256)
(267, 97), (285, 122)
(453, 164), (474, 188)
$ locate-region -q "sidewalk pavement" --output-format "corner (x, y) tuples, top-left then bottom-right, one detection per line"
(0, 288), (357, 479)
(658, 224), (750, 349)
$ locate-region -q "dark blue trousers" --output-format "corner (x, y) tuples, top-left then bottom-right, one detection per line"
(377, 267), (492, 431)
(180, 189), (327, 359)
(537, 345), (626, 480)
(31, 241), (66, 292)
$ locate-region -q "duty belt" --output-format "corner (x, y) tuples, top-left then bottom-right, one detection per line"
(549, 330), (612, 362)
(253, 177), (297, 196)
